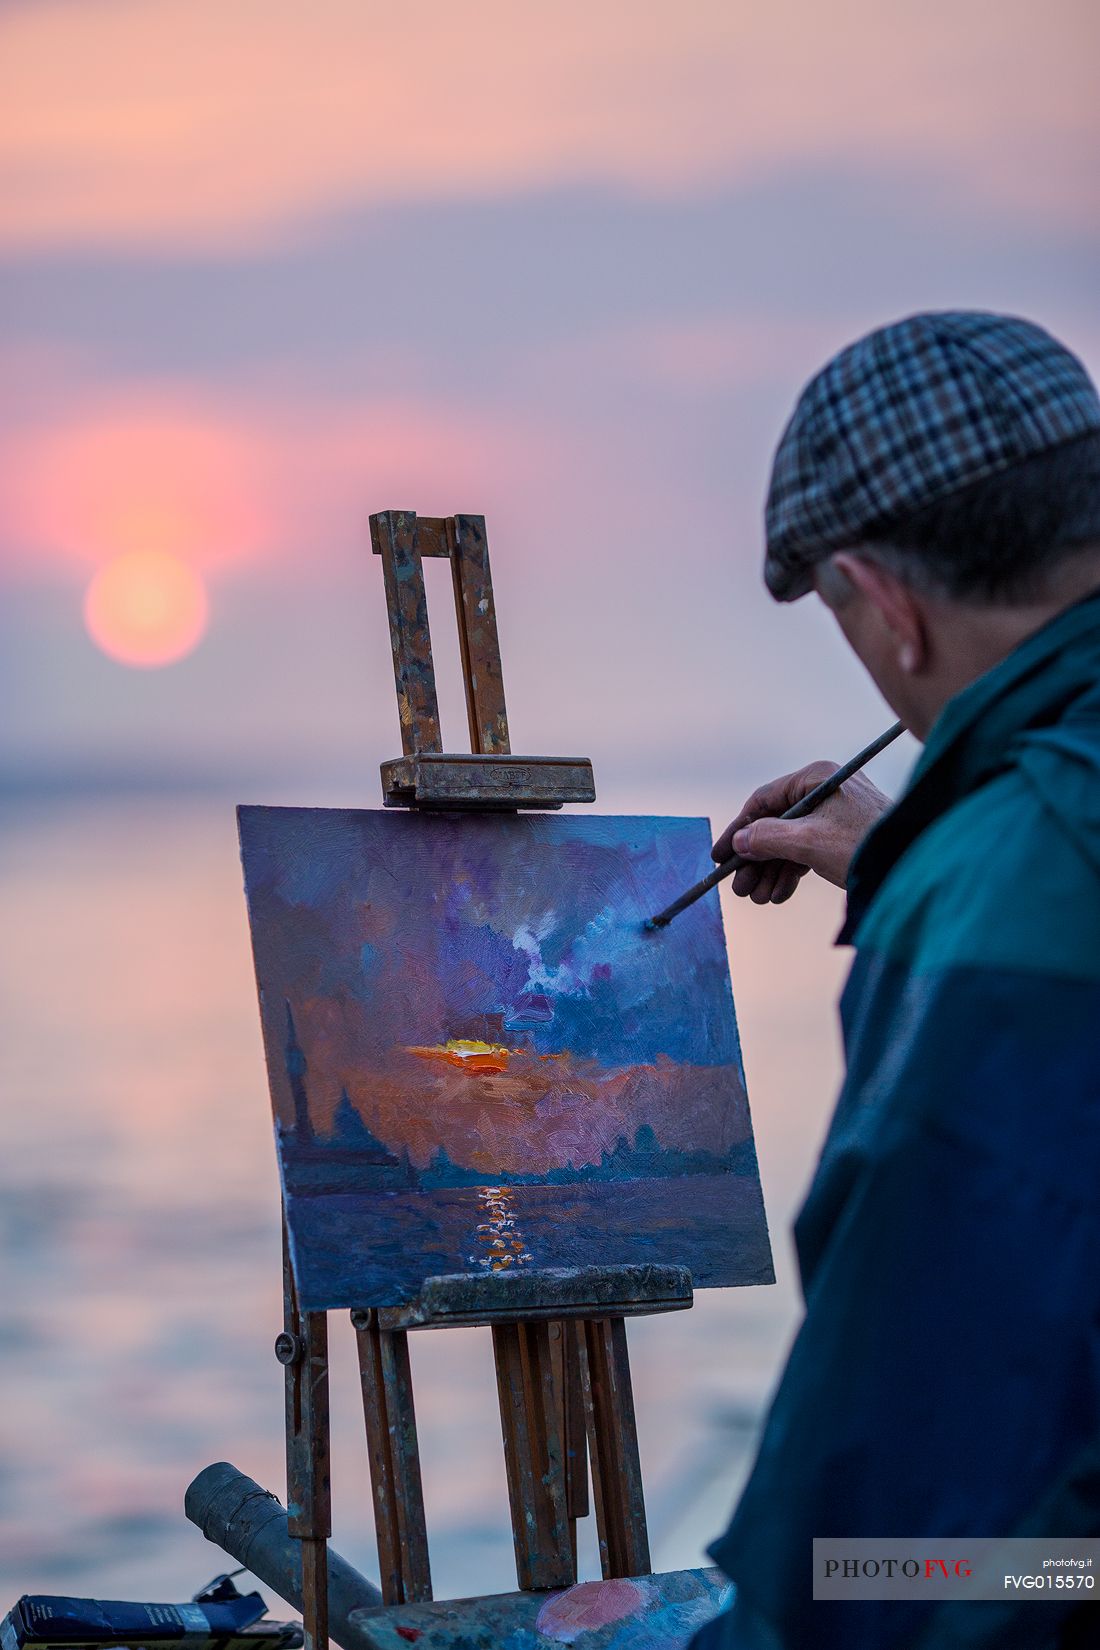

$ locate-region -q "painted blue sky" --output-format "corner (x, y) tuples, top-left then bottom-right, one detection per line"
(239, 808), (742, 1070)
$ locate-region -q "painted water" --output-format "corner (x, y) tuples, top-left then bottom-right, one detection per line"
(0, 793), (850, 1604)
(287, 1177), (774, 1310)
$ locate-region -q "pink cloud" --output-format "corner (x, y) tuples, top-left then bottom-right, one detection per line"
(0, 382), (561, 584)
(0, 0), (1094, 251)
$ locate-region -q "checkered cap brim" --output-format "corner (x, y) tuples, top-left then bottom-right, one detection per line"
(765, 311), (1100, 601)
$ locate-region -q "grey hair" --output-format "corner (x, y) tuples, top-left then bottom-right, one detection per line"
(852, 430), (1100, 606)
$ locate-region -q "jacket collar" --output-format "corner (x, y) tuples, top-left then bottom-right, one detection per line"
(840, 587), (1100, 944)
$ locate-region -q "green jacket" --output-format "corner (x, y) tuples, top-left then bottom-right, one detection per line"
(706, 590), (1100, 1650)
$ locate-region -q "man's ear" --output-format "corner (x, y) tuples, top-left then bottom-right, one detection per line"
(832, 551), (928, 673)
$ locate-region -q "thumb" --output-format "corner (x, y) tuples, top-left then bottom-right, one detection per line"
(732, 817), (814, 865)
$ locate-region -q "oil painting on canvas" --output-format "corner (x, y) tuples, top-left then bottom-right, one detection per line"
(238, 807), (772, 1309)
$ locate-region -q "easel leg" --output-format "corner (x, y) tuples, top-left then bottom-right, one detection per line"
(581, 1317), (651, 1579)
(493, 1320), (575, 1590)
(282, 1221), (330, 1650)
(550, 1320), (589, 1567)
(353, 1312), (432, 1605)
(299, 1531), (328, 1650)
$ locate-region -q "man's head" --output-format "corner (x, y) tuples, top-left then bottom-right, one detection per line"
(765, 312), (1100, 737)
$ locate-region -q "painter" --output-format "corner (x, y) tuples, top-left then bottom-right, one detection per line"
(690, 312), (1100, 1650)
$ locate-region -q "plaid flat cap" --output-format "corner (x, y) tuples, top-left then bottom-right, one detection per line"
(765, 311), (1100, 600)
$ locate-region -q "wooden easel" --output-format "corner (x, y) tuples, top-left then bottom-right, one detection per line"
(278, 512), (697, 1650)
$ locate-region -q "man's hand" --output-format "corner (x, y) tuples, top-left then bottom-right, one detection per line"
(711, 761), (892, 903)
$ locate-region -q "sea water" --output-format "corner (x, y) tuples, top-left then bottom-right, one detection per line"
(0, 793), (847, 1603)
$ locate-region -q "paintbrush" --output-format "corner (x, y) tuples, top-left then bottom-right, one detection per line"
(645, 719), (905, 930)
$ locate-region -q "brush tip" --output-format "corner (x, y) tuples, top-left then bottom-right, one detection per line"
(643, 916), (666, 932)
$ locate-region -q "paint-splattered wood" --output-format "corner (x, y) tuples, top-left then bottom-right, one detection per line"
(354, 1316), (432, 1606)
(582, 1319), (650, 1580)
(449, 514), (510, 756)
(281, 1222), (331, 1650)
(347, 1568), (730, 1649)
(369, 511), (442, 757)
(406, 517), (452, 559)
(370, 511), (509, 757)
(380, 752), (595, 809)
(300, 1538), (329, 1650)
(551, 1319), (589, 1546)
(370, 509), (592, 805)
(373, 1265), (692, 1332)
(493, 1320), (576, 1592)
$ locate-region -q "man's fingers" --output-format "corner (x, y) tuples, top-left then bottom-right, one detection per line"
(730, 857), (809, 902)
(750, 864), (784, 904)
(736, 764), (837, 827)
(715, 765), (891, 893)
(732, 817), (814, 866)
(711, 760), (839, 862)
(712, 816), (748, 864)
(732, 862), (765, 898)
(770, 865), (804, 904)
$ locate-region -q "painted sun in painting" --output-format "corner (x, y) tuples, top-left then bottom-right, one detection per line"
(407, 1039), (513, 1074)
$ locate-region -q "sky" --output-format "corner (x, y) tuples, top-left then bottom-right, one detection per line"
(4, 0), (1099, 803)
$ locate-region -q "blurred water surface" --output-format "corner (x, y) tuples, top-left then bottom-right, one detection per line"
(0, 787), (853, 1604)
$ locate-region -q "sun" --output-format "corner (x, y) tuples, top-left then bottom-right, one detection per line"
(83, 551), (209, 668)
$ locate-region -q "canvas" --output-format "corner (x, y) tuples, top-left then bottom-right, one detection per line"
(238, 807), (772, 1310)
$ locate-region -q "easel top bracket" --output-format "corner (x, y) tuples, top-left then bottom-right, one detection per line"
(371, 510), (596, 811)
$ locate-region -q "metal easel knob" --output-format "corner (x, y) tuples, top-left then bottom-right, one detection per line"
(274, 1331), (302, 1366)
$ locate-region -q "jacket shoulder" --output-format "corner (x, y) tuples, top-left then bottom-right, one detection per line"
(852, 766), (1100, 981)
